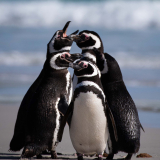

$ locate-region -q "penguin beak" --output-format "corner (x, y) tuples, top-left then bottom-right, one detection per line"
(62, 21), (79, 40)
(67, 30), (79, 40)
(62, 21), (71, 37)
(70, 35), (83, 43)
(70, 63), (85, 70)
(63, 53), (83, 63)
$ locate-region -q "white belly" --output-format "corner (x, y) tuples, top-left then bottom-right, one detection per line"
(69, 91), (108, 155)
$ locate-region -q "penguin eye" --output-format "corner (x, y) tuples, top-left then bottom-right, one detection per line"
(79, 61), (88, 68)
(57, 35), (61, 39)
(85, 35), (90, 40)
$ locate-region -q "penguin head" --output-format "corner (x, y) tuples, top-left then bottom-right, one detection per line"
(72, 30), (104, 53)
(47, 21), (79, 55)
(48, 52), (73, 70)
(47, 52), (83, 71)
(73, 60), (101, 78)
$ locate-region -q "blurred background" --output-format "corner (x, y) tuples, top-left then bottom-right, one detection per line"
(0, 0), (160, 128)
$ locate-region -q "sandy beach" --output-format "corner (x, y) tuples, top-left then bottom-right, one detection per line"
(0, 105), (160, 160)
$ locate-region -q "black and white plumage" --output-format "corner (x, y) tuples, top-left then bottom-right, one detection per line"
(71, 30), (105, 90)
(61, 60), (109, 160)
(72, 30), (143, 160)
(95, 51), (143, 160)
(9, 21), (79, 158)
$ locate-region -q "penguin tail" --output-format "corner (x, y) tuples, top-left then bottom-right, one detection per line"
(9, 135), (25, 151)
(140, 123), (145, 132)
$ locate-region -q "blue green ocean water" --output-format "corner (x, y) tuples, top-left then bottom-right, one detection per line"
(0, 0), (160, 128)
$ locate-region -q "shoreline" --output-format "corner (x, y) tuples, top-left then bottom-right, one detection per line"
(0, 105), (160, 159)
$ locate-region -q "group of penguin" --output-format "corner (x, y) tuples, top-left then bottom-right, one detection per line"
(9, 21), (144, 160)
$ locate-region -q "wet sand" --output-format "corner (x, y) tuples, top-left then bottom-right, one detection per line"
(0, 105), (160, 159)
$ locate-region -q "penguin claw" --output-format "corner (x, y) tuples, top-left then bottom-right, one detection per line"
(97, 154), (103, 160)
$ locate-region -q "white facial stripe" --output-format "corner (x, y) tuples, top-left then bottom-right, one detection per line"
(83, 52), (96, 63)
(52, 98), (60, 149)
(76, 62), (99, 78)
(101, 59), (108, 74)
(49, 31), (71, 53)
(50, 52), (67, 70)
(75, 81), (105, 100)
(73, 59), (80, 63)
(60, 46), (71, 51)
(81, 33), (101, 50)
(97, 67), (101, 78)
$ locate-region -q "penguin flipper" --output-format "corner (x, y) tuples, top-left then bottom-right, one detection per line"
(140, 123), (145, 132)
(58, 101), (73, 142)
(10, 68), (45, 151)
(105, 101), (118, 142)
(58, 94), (69, 116)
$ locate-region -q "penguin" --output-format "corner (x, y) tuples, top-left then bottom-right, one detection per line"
(9, 21), (80, 158)
(71, 30), (144, 160)
(91, 49), (144, 160)
(60, 60), (109, 160)
(70, 30), (104, 90)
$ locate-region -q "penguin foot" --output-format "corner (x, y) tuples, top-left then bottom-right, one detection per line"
(77, 153), (84, 160)
(21, 144), (45, 158)
(97, 154), (103, 160)
(51, 150), (57, 159)
(21, 145), (35, 158)
(125, 153), (132, 160)
(106, 153), (114, 160)
(37, 154), (42, 159)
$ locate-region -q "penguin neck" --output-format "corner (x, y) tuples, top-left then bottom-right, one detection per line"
(101, 53), (123, 84)
(81, 46), (104, 64)
(82, 46), (103, 54)
(77, 75), (103, 89)
(81, 49), (97, 64)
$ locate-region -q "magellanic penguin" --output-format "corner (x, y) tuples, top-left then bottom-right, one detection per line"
(60, 59), (111, 160)
(72, 30), (144, 160)
(70, 30), (105, 90)
(9, 21), (79, 159)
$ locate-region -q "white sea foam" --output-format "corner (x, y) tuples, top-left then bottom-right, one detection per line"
(0, 51), (45, 66)
(0, 1), (160, 29)
(1, 51), (160, 69)
(113, 52), (160, 69)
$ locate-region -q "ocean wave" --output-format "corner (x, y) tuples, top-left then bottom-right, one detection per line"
(0, 73), (36, 83)
(135, 99), (160, 112)
(1, 51), (160, 69)
(0, 51), (45, 66)
(113, 52), (160, 69)
(0, 1), (160, 29)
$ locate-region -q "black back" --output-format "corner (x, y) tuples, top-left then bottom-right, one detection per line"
(102, 53), (141, 154)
